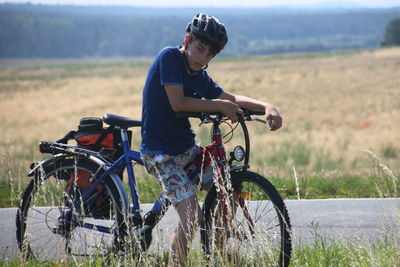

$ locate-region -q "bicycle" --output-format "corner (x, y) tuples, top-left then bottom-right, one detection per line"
(16, 109), (292, 266)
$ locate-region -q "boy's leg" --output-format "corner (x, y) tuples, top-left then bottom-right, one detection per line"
(169, 195), (203, 267)
(141, 147), (202, 266)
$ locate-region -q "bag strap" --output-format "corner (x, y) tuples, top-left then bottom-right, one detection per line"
(57, 131), (77, 144)
(93, 126), (113, 147)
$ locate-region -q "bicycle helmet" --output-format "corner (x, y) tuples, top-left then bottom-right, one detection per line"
(186, 13), (228, 51)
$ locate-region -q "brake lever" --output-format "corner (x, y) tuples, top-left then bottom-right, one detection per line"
(199, 119), (213, 127)
(246, 117), (266, 124)
(255, 118), (267, 124)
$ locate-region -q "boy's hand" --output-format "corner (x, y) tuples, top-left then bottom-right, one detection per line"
(221, 100), (244, 123)
(265, 105), (282, 131)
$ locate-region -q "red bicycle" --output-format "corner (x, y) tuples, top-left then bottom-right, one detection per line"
(178, 110), (292, 266)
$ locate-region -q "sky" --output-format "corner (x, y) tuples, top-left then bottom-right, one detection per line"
(1, 0), (400, 8)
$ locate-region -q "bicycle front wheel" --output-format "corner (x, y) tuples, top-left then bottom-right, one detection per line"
(16, 158), (127, 260)
(201, 170), (292, 267)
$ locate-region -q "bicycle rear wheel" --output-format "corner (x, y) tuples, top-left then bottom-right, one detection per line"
(16, 158), (127, 260)
(201, 170), (292, 267)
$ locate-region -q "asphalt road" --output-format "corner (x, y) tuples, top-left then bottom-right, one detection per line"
(1, 198), (399, 261)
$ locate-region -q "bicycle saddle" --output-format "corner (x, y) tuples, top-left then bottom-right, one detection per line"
(103, 113), (141, 128)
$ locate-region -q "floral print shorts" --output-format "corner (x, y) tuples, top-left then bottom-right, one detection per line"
(141, 145), (214, 204)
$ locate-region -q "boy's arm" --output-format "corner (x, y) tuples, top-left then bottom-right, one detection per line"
(164, 84), (244, 123)
(218, 91), (282, 131)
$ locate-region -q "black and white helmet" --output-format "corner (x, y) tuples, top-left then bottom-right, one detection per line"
(186, 13), (228, 51)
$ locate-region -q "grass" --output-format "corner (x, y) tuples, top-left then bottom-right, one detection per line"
(268, 175), (378, 200)
(291, 242), (400, 267)
(2, 153), (398, 266)
(1, 47), (400, 205)
(1, 47), (400, 176)
(1, 241), (399, 266)
(1, 48), (400, 265)
(1, 164), (397, 208)
(0, 181), (19, 208)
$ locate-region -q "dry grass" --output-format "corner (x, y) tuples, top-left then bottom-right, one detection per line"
(208, 48), (400, 176)
(1, 48), (399, 184)
(1, 49), (400, 264)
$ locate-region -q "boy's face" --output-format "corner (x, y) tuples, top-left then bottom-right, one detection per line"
(185, 39), (215, 71)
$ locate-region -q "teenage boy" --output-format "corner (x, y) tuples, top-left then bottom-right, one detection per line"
(140, 13), (282, 266)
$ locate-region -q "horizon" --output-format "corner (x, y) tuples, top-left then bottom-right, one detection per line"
(1, 0), (400, 8)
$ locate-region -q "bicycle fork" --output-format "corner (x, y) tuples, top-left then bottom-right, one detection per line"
(211, 126), (256, 240)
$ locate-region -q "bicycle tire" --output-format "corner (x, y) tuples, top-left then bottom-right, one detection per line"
(201, 170), (292, 267)
(16, 158), (127, 260)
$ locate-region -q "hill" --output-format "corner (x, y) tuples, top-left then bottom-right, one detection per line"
(0, 3), (399, 58)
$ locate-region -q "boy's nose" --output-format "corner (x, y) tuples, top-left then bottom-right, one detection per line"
(200, 52), (212, 63)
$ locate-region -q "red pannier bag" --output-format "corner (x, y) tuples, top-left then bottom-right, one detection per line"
(57, 117), (132, 218)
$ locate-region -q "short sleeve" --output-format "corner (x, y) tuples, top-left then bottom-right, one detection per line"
(204, 77), (224, 99)
(159, 48), (184, 86)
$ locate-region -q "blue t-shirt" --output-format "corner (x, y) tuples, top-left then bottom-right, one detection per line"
(140, 46), (224, 155)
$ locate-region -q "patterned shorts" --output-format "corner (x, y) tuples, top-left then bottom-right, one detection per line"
(141, 145), (214, 204)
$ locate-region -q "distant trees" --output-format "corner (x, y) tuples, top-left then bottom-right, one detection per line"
(381, 18), (400, 46)
(1, 4), (400, 58)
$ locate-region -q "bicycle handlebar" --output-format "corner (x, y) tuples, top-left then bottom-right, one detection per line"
(176, 108), (265, 121)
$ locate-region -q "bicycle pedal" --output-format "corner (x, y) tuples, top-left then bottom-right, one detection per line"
(139, 225), (152, 235)
(127, 214), (143, 227)
(51, 225), (70, 236)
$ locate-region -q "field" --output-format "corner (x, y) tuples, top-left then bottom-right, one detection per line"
(1, 48), (400, 266)
(1, 47), (400, 207)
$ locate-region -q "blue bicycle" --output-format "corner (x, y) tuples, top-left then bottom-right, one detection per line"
(16, 110), (292, 266)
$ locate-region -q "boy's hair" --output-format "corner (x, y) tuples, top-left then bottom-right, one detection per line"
(187, 33), (222, 56)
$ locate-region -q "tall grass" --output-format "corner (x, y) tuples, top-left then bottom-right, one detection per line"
(4, 144), (399, 266)
(2, 240), (399, 266)
(1, 48), (400, 265)
(365, 150), (399, 198)
(1, 48), (400, 184)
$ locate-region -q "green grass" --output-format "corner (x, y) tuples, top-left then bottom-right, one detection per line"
(2, 241), (399, 267)
(1, 141), (398, 207)
(291, 242), (400, 267)
(1, 172), (396, 208)
(0, 180), (22, 208)
(268, 175), (379, 200)
(0, 58), (152, 83)
(0, 181), (14, 208)
(214, 48), (364, 64)
(253, 140), (352, 173)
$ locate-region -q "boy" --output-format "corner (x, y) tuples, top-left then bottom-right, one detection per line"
(140, 13), (282, 266)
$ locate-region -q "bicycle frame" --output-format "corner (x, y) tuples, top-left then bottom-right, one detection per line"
(62, 113), (257, 236)
(209, 120), (255, 232)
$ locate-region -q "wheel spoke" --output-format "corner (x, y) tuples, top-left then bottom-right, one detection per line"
(16, 159), (126, 260)
(201, 171), (292, 266)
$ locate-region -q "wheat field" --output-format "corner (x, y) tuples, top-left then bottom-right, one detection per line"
(0, 48), (399, 184)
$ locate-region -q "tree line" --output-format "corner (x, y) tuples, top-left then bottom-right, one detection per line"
(0, 3), (399, 58)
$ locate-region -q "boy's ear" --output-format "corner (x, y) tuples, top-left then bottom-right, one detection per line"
(183, 34), (190, 45)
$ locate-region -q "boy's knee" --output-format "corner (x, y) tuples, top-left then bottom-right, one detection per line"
(175, 196), (203, 224)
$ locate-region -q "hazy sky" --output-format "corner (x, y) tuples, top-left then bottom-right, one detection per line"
(1, 0), (400, 7)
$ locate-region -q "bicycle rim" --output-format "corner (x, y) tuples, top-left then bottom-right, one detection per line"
(202, 171), (292, 266)
(16, 158), (125, 260)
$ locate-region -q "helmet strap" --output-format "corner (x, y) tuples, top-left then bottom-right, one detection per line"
(182, 49), (198, 77)
(182, 38), (208, 71)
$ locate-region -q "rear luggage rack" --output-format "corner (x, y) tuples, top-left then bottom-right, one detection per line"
(39, 141), (114, 163)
